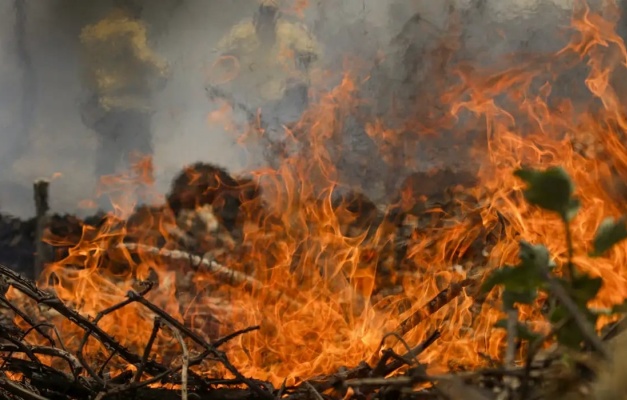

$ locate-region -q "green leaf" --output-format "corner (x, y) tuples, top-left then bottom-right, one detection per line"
(550, 305), (584, 349)
(502, 289), (537, 310)
(570, 273), (603, 307)
(482, 241), (552, 309)
(481, 264), (543, 294)
(482, 266), (523, 293)
(518, 241), (552, 272)
(564, 198), (581, 223)
(495, 319), (542, 342)
(514, 167), (579, 221)
(549, 291), (600, 350)
(590, 216), (627, 257)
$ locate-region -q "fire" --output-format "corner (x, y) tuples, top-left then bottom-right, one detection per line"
(8, 0), (627, 392)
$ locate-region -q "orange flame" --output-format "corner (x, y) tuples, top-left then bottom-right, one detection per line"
(9, 0), (627, 391)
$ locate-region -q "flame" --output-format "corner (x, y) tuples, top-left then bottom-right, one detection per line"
(9, 0), (627, 392)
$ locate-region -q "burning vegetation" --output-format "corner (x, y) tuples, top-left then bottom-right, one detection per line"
(2, 0), (627, 399)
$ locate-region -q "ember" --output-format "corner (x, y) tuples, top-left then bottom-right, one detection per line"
(2, 1), (627, 399)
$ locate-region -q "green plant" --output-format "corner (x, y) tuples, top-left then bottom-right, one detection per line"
(482, 166), (627, 354)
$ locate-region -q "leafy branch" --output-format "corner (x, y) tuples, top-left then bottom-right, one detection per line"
(483, 166), (627, 360)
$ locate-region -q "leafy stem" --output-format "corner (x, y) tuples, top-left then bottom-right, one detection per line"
(483, 166), (627, 362)
(562, 217), (575, 281)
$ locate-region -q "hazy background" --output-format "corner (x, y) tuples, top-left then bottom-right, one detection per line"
(0, 0), (612, 218)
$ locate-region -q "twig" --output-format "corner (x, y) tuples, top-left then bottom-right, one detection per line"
(75, 279), (154, 382)
(503, 308), (519, 398)
(562, 218), (575, 281)
(0, 296), (56, 371)
(520, 316), (571, 399)
(371, 333), (414, 377)
(0, 372), (50, 400)
(164, 321), (189, 400)
(0, 344), (82, 376)
(544, 273), (609, 359)
(345, 376), (413, 387)
(120, 243), (302, 309)
(0, 263), (171, 378)
(106, 367), (177, 395)
(98, 348), (119, 378)
(300, 362), (372, 395)
(0, 296), (55, 346)
(101, 326), (259, 396)
(304, 381), (325, 400)
(74, 284), (155, 388)
(0, 334), (39, 364)
(166, 226), (198, 249)
(393, 279), (472, 337)
(291, 331), (442, 398)
(212, 325), (260, 348)
(602, 316), (627, 342)
(134, 317), (161, 383)
(505, 308), (518, 369)
(76, 334), (105, 387)
(126, 290), (273, 399)
(380, 330), (441, 378)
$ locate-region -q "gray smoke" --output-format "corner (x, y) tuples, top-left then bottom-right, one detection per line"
(0, 0), (255, 217)
(0, 0), (612, 218)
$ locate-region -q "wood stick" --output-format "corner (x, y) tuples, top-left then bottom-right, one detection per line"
(119, 243), (303, 309)
(394, 279), (473, 337)
(164, 322), (188, 400)
(33, 179), (51, 280)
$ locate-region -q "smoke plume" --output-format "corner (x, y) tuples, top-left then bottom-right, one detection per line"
(0, 0), (616, 217)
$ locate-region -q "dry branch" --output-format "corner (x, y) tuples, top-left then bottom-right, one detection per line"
(120, 242), (303, 309)
(0, 263), (272, 400)
(393, 278), (473, 337)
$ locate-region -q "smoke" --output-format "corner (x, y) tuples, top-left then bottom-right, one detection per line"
(0, 0), (255, 218)
(0, 0), (618, 218)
